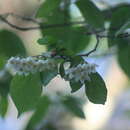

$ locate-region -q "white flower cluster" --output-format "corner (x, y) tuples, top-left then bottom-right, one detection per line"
(65, 63), (97, 83)
(6, 56), (57, 75)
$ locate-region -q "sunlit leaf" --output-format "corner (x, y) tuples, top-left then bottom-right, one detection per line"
(76, 0), (104, 28)
(37, 0), (61, 18)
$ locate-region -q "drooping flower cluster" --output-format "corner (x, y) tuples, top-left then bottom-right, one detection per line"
(6, 56), (57, 75)
(64, 63), (97, 83)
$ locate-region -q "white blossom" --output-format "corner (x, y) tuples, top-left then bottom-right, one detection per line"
(42, 52), (52, 58)
(6, 56), (57, 76)
(64, 63), (97, 83)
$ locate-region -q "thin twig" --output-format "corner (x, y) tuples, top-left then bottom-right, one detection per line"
(90, 52), (115, 58)
(0, 15), (86, 31)
(2, 13), (40, 24)
(0, 15), (41, 31)
(40, 21), (86, 29)
(79, 36), (100, 57)
(0, 13), (130, 39)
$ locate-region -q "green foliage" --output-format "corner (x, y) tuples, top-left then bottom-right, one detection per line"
(118, 40), (130, 77)
(116, 21), (130, 37)
(70, 56), (84, 67)
(37, 36), (56, 45)
(43, 124), (57, 130)
(0, 96), (8, 117)
(37, 0), (90, 54)
(59, 61), (65, 78)
(0, 30), (26, 108)
(70, 81), (82, 93)
(0, 77), (11, 97)
(105, 5), (130, 76)
(0, 56), (7, 69)
(106, 5), (130, 78)
(76, 0), (104, 28)
(37, 0), (61, 18)
(26, 96), (50, 130)
(42, 27), (90, 54)
(61, 96), (85, 118)
(0, 70), (12, 98)
(0, 30), (26, 57)
(37, 0), (64, 25)
(10, 74), (42, 115)
(40, 69), (58, 86)
(0, 30), (26, 107)
(85, 73), (107, 104)
(108, 5), (130, 47)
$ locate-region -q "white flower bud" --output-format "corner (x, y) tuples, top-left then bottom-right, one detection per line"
(6, 56), (57, 76)
(64, 62), (97, 83)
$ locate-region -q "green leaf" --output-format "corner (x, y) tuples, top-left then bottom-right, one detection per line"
(116, 21), (130, 37)
(10, 74), (42, 115)
(0, 56), (7, 69)
(70, 56), (84, 67)
(40, 3), (65, 25)
(0, 56), (12, 98)
(70, 81), (83, 93)
(59, 61), (65, 78)
(0, 30), (25, 98)
(40, 69), (58, 86)
(76, 0), (104, 28)
(0, 72), (12, 97)
(25, 96), (50, 130)
(0, 30), (26, 57)
(62, 96), (85, 118)
(110, 5), (130, 29)
(0, 96), (8, 117)
(43, 27), (90, 54)
(0, 81), (10, 97)
(85, 73), (107, 104)
(108, 6), (130, 77)
(44, 124), (57, 130)
(117, 39), (130, 77)
(40, 1), (90, 54)
(37, 36), (56, 45)
(108, 5), (130, 46)
(37, 0), (61, 18)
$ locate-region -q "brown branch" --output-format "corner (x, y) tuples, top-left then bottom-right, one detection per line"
(0, 15), (41, 31)
(0, 13), (130, 38)
(0, 13), (130, 57)
(2, 13), (40, 24)
(0, 14), (86, 31)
